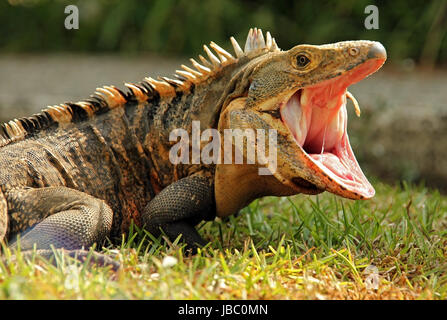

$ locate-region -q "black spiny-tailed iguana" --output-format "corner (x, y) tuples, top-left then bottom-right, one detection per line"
(0, 28), (386, 268)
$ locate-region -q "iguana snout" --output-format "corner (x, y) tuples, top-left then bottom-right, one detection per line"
(264, 41), (386, 199)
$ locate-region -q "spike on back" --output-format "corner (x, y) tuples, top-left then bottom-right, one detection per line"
(178, 28), (279, 83)
(125, 83), (148, 103)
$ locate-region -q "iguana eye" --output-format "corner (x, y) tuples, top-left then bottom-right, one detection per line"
(296, 54), (310, 68)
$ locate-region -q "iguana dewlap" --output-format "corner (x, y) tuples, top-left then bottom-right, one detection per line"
(0, 29), (386, 266)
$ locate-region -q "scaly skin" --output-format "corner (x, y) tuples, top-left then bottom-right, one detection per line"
(0, 28), (386, 268)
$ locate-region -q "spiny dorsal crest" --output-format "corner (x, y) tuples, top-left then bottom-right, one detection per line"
(0, 28), (279, 147)
(177, 27), (279, 85)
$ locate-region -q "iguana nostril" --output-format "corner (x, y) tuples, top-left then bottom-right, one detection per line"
(349, 47), (359, 56)
(367, 42), (387, 60)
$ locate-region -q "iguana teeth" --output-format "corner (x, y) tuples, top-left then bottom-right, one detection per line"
(210, 41), (234, 62)
(346, 91), (361, 117)
(203, 45), (221, 67)
(181, 64), (202, 77)
(190, 58), (211, 74)
(266, 32), (272, 49)
(230, 36), (244, 58)
(198, 55), (213, 69)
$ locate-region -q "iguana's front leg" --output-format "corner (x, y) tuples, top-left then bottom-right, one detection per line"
(141, 173), (216, 250)
(4, 187), (118, 269)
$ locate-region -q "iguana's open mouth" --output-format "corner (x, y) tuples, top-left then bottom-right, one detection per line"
(280, 58), (385, 199)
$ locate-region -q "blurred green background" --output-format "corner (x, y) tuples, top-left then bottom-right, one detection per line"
(1, 0), (446, 66)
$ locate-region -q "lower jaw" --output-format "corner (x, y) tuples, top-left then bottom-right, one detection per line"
(299, 132), (375, 199)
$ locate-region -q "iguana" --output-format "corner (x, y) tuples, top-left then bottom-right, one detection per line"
(0, 28), (386, 269)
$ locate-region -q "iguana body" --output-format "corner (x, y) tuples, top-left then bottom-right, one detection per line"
(0, 29), (386, 266)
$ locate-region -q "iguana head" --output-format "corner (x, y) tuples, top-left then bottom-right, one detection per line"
(214, 29), (386, 216)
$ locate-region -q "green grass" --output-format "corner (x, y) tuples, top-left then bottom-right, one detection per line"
(0, 180), (446, 299)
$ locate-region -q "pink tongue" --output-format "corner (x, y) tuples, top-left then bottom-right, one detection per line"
(310, 153), (354, 181)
